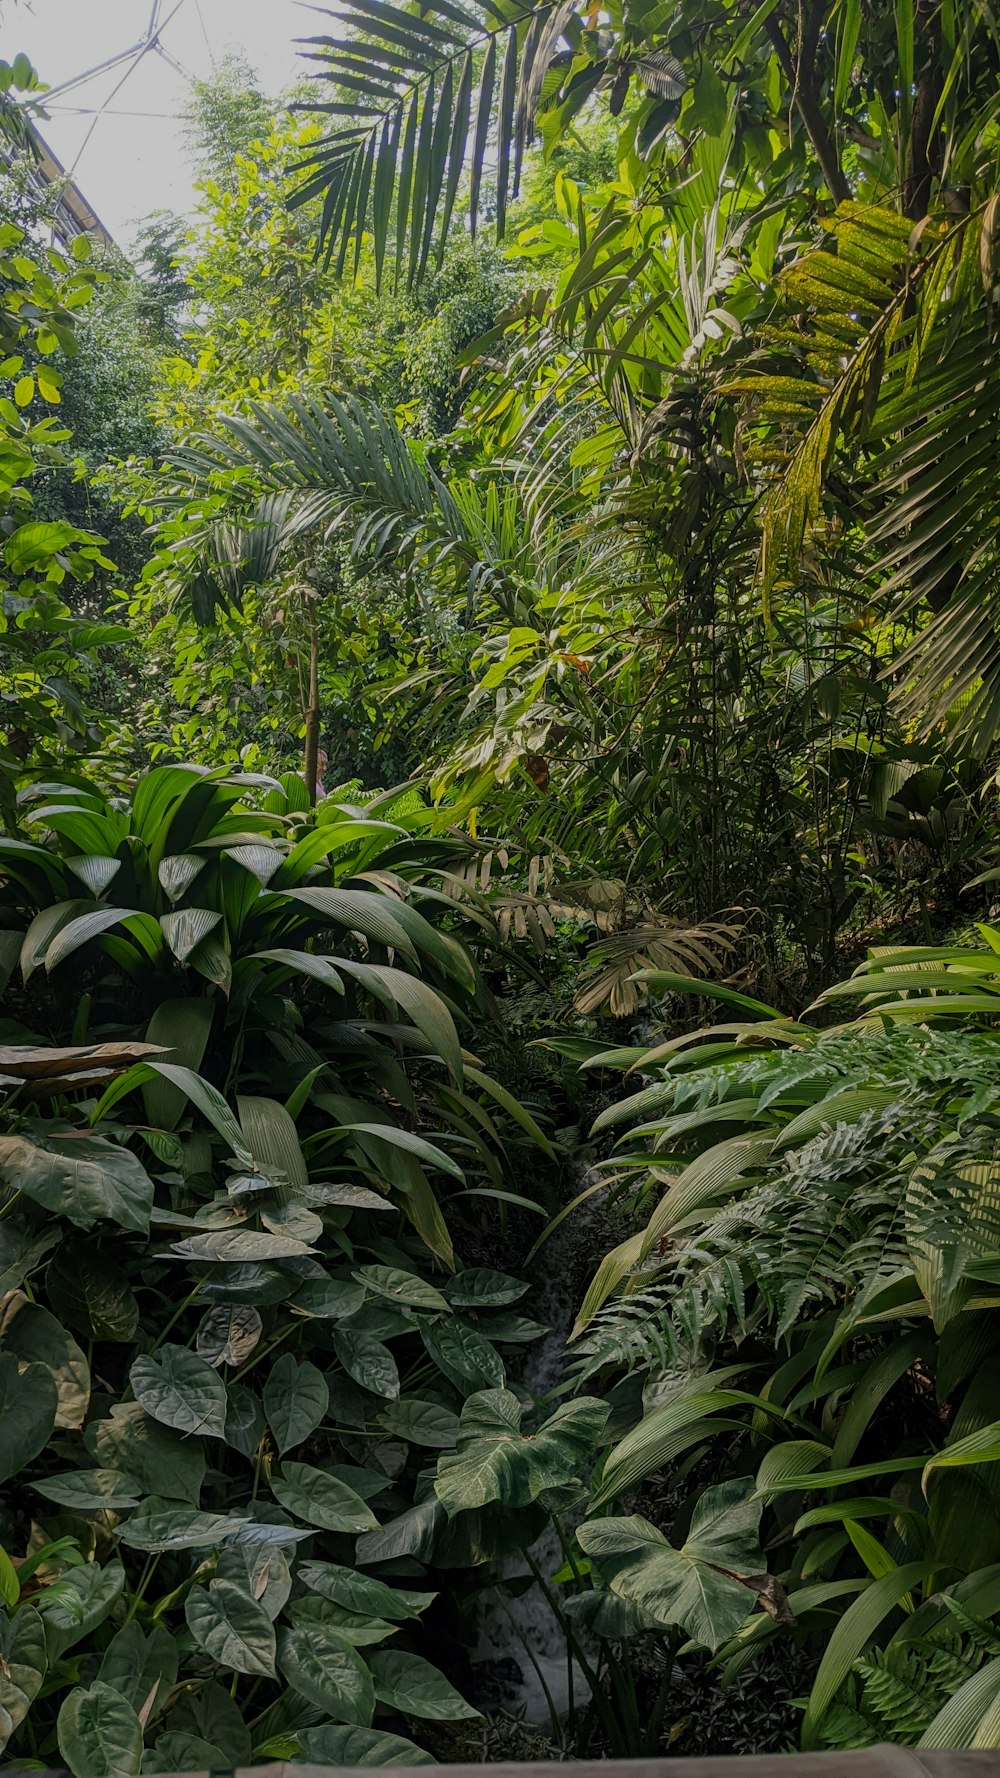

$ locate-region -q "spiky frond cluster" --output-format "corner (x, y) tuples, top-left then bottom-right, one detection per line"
(577, 1025), (1000, 1379)
(820, 1604), (1000, 1748)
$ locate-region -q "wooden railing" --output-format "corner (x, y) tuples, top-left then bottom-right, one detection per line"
(32, 1755), (1000, 1778)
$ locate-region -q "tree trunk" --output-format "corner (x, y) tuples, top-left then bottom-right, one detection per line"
(302, 593), (321, 807)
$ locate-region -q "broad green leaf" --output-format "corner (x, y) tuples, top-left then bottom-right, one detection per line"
(337, 960), (464, 1082)
(130, 1344), (227, 1437)
(0, 1293), (90, 1427)
(578, 1478), (766, 1652)
(335, 1327), (400, 1399)
(44, 906), (155, 974)
(0, 1606), (46, 1753)
(196, 1302), (262, 1368)
(41, 1563), (126, 1660)
(238, 1093), (310, 1191)
(58, 1682), (142, 1778)
(144, 1731), (231, 1772)
(142, 997), (215, 1129)
(298, 1561), (425, 1621)
(369, 1650), (480, 1721)
(291, 1277), (368, 1321)
(0, 1352), (57, 1485)
(97, 1621), (177, 1721)
(32, 1469), (142, 1511)
(166, 1677), (251, 1762)
(215, 1544), (292, 1622)
(295, 1725), (436, 1765)
(185, 1578), (277, 1676)
(354, 1264), (451, 1313)
(378, 1398), (460, 1449)
(0, 1545), (17, 1610)
(436, 1389), (608, 1515)
(171, 1228), (315, 1262)
(278, 1623), (376, 1725)
(263, 1202), (324, 1245)
(45, 1239), (139, 1343)
(224, 1386), (267, 1458)
(141, 1061), (252, 1165)
(421, 1319), (504, 1394)
(335, 1120), (464, 1181)
(445, 1268), (529, 1308)
(802, 1562), (939, 1745)
(160, 906), (221, 963)
(923, 1420), (1000, 1493)
(85, 1403), (205, 1504)
(271, 1461), (379, 1533)
(286, 1595), (397, 1646)
(0, 1131), (153, 1233)
(120, 1500), (247, 1553)
(0, 1219), (58, 1294)
(263, 1352), (329, 1453)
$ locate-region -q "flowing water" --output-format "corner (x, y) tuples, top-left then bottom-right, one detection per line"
(469, 1168), (604, 1732)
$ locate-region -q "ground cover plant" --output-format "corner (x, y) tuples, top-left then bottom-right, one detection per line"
(550, 951), (1000, 1750)
(0, 764), (566, 1771)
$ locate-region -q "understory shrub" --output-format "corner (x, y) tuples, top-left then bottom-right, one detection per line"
(0, 763), (570, 1773)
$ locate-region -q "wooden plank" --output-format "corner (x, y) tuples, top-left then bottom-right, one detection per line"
(227, 1758), (1000, 1778)
(31, 1757), (1000, 1778)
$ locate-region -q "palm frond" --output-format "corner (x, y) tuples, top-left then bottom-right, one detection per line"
(291, 0), (563, 282)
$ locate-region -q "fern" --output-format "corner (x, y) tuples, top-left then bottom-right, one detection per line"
(819, 1613), (1000, 1748)
(583, 1024), (1000, 1378)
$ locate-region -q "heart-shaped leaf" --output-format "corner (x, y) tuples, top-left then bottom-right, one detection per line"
(97, 1621), (177, 1722)
(298, 1561), (426, 1621)
(435, 1389), (608, 1515)
(378, 1398), (460, 1449)
(32, 1468), (142, 1512)
(215, 1544), (291, 1622)
(0, 1605), (46, 1754)
(0, 1131), (153, 1233)
(334, 1328), (400, 1399)
(224, 1385), (267, 1458)
(286, 1595), (396, 1646)
(45, 1239), (139, 1342)
(0, 1352), (57, 1485)
(42, 1563), (126, 1661)
(271, 1461), (379, 1533)
(185, 1578), (277, 1676)
(86, 1403), (205, 1504)
(370, 1650), (480, 1720)
(196, 1303), (262, 1368)
(0, 1294), (90, 1428)
(57, 1682), (142, 1778)
(354, 1265), (451, 1313)
(166, 1678), (250, 1762)
(277, 1622), (375, 1725)
(170, 1228), (315, 1262)
(263, 1352), (329, 1453)
(130, 1345), (227, 1438)
(120, 1500), (247, 1553)
(420, 1320), (504, 1394)
(295, 1725), (436, 1766)
(577, 1477), (765, 1652)
(445, 1269), (529, 1307)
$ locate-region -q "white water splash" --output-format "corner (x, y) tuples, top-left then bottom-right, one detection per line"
(469, 1169), (603, 1731)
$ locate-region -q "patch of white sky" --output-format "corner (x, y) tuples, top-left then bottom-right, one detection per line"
(8, 0), (314, 247)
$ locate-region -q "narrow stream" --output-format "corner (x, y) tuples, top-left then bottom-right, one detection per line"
(469, 1168), (603, 1731)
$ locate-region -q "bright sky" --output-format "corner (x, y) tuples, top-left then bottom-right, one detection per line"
(9, 0), (313, 246)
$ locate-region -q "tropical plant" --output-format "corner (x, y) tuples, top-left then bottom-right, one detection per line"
(0, 761), (568, 1774)
(548, 945), (1000, 1748)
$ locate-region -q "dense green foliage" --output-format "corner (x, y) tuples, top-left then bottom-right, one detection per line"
(6, 0), (1000, 1761)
